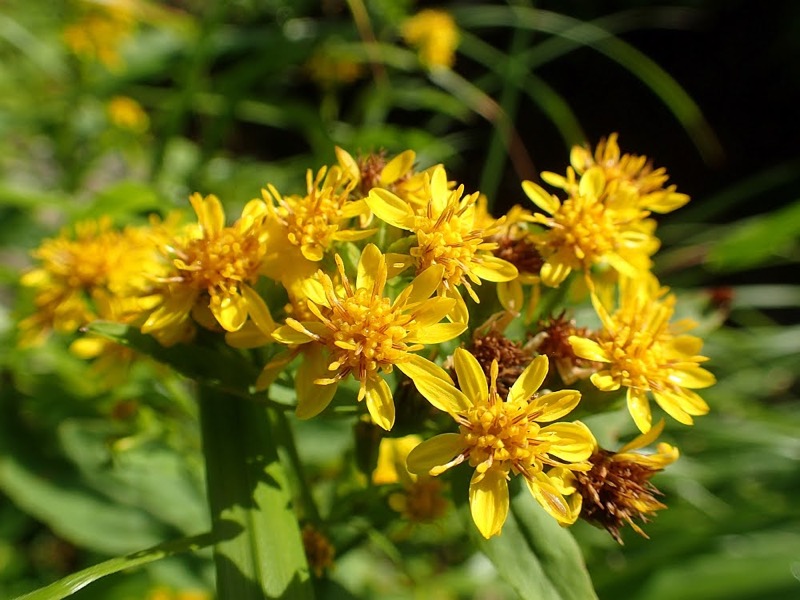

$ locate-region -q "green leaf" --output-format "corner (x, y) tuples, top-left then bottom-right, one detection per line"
(706, 200), (800, 272)
(198, 389), (314, 600)
(473, 487), (597, 600)
(70, 181), (165, 221)
(85, 322), (259, 398)
(14, 530), (222, 600)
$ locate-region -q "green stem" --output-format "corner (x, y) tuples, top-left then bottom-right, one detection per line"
(199, 388), (314, 600)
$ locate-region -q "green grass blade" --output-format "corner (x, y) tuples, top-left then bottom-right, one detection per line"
(454, 5), (722, 164)
(13, 531), (219, 600)
(198, 389), (314, 600)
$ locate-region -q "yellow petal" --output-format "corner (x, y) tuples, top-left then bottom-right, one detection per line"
(453, 348), (488, 406)
(590, 371), (621, 391)
(242, 284), (275, 336)
(522, 181), (560, 215)
(540, 171), (569, 190)
(296, 346), (338, 419)
(647, 191), (690, 214)
(365, 377), (395, 431)
(69, 336), (105, 359)
(540, 260), (571, 287)
(299, 278), (328, 307)
(669, 366), (716, 389)
(507, 355), (548, 404)
(529, 390), (582, 422)
(190, 193), (225, 236)
(225, 322), (272, 349)
(408, 296), (455, 328)
(407, 433), (464, 476)
(386, 253), (415, 278)
(271, 319), (326, 344)
(380, 150), (415, 185)
(498, 280), (523, 313)
(335, 146), (359, 182)
(357, 243), (384, 292)
(579, 166), (605, 198)
(366, 189), (415, 230)
(429, 166), (450, 214)
(406, 321), (466, 344)
(469, 468), (509, 538)
(300, 244), (324, 262)
(568, 336), (611, 363)
(406, 264), (445, 304)
(212, 292), (248, 332)
(446, 287), (470, 324)
(470, 256), (518, 282)
(669, 334), (704, 356)
(618, 419), (666, 453)
(396, 356), (469, 414)
(333, 228), (377, 242)
(654, 387), (709, 418)
(538, 421), (595, 462)
(526, 470), (578, 525)
(627, 387), (653, 433)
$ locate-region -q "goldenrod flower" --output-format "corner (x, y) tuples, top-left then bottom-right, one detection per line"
(522, 167), (659, 287)
(373, 435), (448, 523)
(566, 133), (690, 214)
(19, 217), (161, 346)
(367, 166), (518, 322)
(271, 244), (465, 430)
(568, 281), (715, 433)
(142, 193), (273, 340)
(574, 420), (679, 542)
(401, 9), (460, 69)
(63, 0), (138, 70)
(260, 166), (374, 286)
(107, 95), (149, 133)
(403, 349), (594, 538)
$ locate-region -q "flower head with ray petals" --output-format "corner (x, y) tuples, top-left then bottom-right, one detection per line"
(367, 166), (518, 322)
(522, 167), (658, 288)
(401, 349), (595, 538)
(568, 279), (715, 433)
(270, 244), (466, 430)
(141, 193), (274, 342)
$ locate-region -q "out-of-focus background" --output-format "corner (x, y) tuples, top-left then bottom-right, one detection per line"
(1, 1), (798, 598)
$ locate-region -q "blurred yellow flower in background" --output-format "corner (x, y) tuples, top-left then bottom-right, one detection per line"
(401, 9), (460, 69)
(107, 95), (149, 133)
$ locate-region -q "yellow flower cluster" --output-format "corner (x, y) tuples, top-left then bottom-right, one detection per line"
(19, 137), (714, 541)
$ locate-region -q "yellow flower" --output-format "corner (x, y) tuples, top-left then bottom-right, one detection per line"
(373, 434), (449, 523)
(19, 217), (162, 346)
(574, 420), (679, 542)
(107, 95), (149, 133)
(271, 244), (465, 430)
(367, 165), (518, 322)
(260, 166), (374, 286)
(403, 349), (595, 538)
(522, 167), (659, 287)
(567, 133), (690, 214)
(305, 47), (364, 88)
(63, 0), (138, 70)
(568, 280), (715, 433)
(142, 193), (274, 340)
(401, 9), (460, 69)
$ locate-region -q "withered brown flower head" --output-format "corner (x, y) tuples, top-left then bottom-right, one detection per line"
(574, 435), (677, 544)
(466, 330), (533, 397)
(491, 234), (543, 276)
(301, 524), (335, 577)
(530, 312), (599, 384)
(357, 151), (389, 195)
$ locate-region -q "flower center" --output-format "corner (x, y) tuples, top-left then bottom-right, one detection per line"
(460, 401), (540, 473)
(412, 217), (482, 287)
(325, 287), (414, 379)
(178, 228), (264, 294)
(544, 197), (616, 267)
